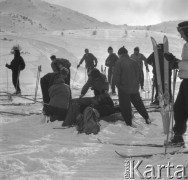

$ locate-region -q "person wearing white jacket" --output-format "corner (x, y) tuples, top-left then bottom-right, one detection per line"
(164, 21), (188, 146)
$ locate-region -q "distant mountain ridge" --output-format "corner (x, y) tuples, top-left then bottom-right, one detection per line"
(0, 0), (116, 33)
(0, 0), (184, 35)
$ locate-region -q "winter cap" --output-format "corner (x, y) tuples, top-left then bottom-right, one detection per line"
(85, 49), (89, 53)
(88, 68), (100, 78)
(134, 47), (139, 51)
(177, 21), (188, 31)
(108, 46), (113, 51)
(118, 46), (128, 55)
(50, 55), (56, 60)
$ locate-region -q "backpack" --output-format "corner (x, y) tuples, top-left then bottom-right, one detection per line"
(76, 107), (100, 135)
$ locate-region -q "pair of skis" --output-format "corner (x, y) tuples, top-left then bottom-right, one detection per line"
(151, 36), (174, 155)
(98, 138), (187, 158)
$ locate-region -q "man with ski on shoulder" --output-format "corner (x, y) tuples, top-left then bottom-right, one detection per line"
(164, 21), (188, 147)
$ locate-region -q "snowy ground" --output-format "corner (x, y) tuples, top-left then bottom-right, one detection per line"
(0, 30), (188, 180)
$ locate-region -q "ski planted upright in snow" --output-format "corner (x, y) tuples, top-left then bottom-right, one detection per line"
(151, 37), (170, 134)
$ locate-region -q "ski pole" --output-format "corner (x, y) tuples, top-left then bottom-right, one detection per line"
(6, 68), (9, 93)
(170, 69), (178, 139)
(34, 65), (42, 102)
(16, 66), (21, 93)
(85, 68), (87, 83)
(71, 68), (78, 89)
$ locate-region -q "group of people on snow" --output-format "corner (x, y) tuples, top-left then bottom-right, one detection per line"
(5, 21), (188, 145)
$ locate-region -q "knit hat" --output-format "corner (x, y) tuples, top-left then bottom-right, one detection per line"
(177, 21), (188, 39)
(89, 68), (100, 78)
(178, 21), (188, 30)
(134, 47), (139, 51)
(118, 46), (128, 55)
(50, 55), (56, 60)
(108, 46), (113, 51)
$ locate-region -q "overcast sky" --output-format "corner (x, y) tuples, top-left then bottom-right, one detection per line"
(43, 0), (188, 26)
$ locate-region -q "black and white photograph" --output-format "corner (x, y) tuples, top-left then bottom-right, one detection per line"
(0, 0), (188, 179)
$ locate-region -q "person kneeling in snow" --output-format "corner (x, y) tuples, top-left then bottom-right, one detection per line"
(164, 21), (188, 147)
(62, 68), (117, 127)
(40, 66), (71, 122)
(79, 68), (115, 117)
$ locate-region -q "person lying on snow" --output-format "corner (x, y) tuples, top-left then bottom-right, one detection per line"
(62, 68), (120, 127)
(40, 66), (71, 122)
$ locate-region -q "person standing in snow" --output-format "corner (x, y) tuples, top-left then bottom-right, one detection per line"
(164, 21), (188, 146)
(50, 55), (71, 85)
(105, 46), (118, 95)
(40, 66), (71, 122)
(113, 46), (151, 126)
(77, 49), (98, 73)
(5, 47), (25, 95)
(130, 46), (149, 91)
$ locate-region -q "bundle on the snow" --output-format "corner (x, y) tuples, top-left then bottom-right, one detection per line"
(76, 107), (100, 135)
(62, 100), (80, 127)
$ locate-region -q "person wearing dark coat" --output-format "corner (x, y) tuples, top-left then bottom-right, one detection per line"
(40, 67), (71, 122)
(50, 55), (71, 85)
(77, 49), (98, 73)
(105, 46), (118, 94)
(78, 68), (115, 117)
(5, 48), (25, 94)
(113, 46), (151, 126)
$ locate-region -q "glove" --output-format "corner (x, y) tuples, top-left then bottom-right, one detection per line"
(77, 64), (80, 69)
(164, 53), (176, 62)
(5, 63), (9, 68)
(94, 64), (97, 67)
(164, 53), (179, 69)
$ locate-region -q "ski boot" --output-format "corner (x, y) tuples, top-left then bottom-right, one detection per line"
(166, 135), (185, 148)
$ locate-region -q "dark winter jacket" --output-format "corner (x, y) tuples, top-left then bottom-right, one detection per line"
(81, 73), (109, 96)
(79, 53), (98, 68)
(146, 50), (164, 78)
(105, 53), (118, 67)
(113, 54), (140, 93)
(130, 53), (148, 70)
(6, 54), (25, 72)
(51, 58), (71, 72)
(48, 73), (71, 110)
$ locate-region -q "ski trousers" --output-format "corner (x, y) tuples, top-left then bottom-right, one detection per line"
(173, 79), (188, 135)
(118, 90), (149, 126)
(43, 105), (68, 121)
(12, 70), (21, 92)
(139, 69), (144, 88)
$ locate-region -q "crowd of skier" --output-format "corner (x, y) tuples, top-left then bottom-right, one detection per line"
(5, 21), (188, 146)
